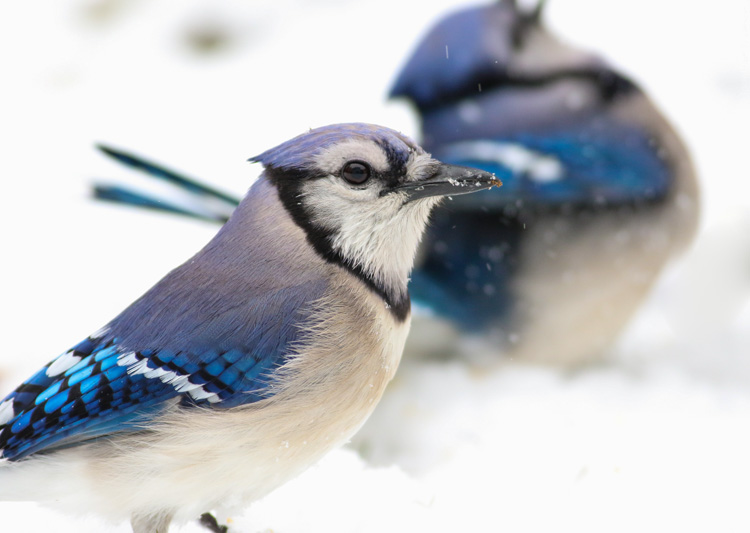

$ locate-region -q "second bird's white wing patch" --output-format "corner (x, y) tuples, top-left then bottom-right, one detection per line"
(444, 141), (564, 183)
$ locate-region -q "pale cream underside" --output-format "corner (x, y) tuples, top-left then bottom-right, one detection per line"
(0, 138), (444, 527)
(507, 92), (699, 365)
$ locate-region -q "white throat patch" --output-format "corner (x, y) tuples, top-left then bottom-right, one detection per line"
(302, 150), (440, 299)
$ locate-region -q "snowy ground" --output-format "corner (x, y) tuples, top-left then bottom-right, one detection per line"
(1, 0), (750, 531)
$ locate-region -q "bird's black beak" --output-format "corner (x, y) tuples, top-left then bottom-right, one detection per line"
(387, 163), (501, 203)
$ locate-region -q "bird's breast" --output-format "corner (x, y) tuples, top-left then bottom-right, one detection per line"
(272, 275), (410, 436)
(55, 275), (411, 521)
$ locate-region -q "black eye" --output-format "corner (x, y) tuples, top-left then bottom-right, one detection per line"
(342, 161), (371, 185)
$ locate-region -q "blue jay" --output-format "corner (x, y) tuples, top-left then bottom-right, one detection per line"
(91, 1), (699, 365)
(0, 123), (498, 533)
(388, 0), (699, 364)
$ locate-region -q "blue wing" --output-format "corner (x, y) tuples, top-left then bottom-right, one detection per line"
(0, 333), (283, 460)
(429, 119), (673, 211)
(0, 276), (324, 460)
(410, 213), (521, 331)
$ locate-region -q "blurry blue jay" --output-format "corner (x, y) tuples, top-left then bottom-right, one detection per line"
(389, 0), (699, 363)
(0, 123), (498, 533)
(91, 1), (699, 365)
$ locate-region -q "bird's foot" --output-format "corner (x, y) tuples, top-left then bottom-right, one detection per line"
(199, 512), (229, 533)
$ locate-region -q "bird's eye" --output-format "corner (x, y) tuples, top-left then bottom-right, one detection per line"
(342, 161), (371, 185)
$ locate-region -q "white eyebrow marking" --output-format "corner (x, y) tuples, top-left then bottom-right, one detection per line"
(313, 139), (390, 175)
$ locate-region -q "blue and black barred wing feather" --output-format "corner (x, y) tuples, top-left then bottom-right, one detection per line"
(0, 333), (286, 461)
(93, 144), (240, 224)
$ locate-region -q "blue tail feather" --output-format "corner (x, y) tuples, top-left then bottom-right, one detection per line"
(96, 144), (240, 206)
(93, 184), (231, 223)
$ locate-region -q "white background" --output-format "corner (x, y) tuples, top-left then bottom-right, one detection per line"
(1, 0), (749, 531)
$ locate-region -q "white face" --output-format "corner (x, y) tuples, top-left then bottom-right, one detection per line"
(299, 139), (442, 298)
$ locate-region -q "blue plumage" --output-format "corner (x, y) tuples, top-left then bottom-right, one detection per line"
(430, 122), (672, 209)
(412, 116), (675, 329)
(389, 2), (534, 109)
(94, 183), (231, 223)
(97, 144), (239, 206)
(93, 144), (239, 223)
(0, 123), (499, 532)
(92, 145), (238, 223)
(0, 331), (284, 460)
(387, 0), (698, 359)
(411, 218), (520, 331)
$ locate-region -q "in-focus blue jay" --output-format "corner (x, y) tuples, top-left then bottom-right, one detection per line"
(91, 1), (699, 365)
(0, 123), (498, 533)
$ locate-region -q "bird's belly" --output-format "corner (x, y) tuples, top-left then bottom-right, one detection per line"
(16, 300), (411, 523)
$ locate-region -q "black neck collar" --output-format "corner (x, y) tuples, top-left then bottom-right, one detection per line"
(265, 168), (411, 323)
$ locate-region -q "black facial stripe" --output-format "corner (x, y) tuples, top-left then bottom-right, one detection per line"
(416, 68), (636, 112)
(265, 166), (410, 322)
(377, 139), (410, 188)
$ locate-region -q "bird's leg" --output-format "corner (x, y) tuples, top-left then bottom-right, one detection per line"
(131, 511), (174, 533)
(199, 512), (229, 533)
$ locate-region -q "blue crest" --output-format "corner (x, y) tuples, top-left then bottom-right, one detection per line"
(250, 123), (421, 171)
(390, 2), (526, 108)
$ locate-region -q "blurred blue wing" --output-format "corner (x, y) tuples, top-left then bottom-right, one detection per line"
(411, 214), (521, 330)
(430, 120), (672, 211)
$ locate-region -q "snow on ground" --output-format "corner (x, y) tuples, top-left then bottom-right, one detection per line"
(1, 0), (749, 531)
